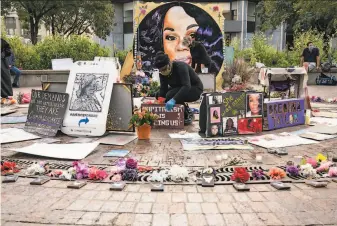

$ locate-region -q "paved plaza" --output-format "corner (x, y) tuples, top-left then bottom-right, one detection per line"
(1, 86), (337, 226)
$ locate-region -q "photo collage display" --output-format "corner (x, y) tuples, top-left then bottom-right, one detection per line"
(206, 92), (263, 137)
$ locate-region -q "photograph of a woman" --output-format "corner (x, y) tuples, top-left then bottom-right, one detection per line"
(210, 107), (221, 123)
(209, 124), (222, 137)
(246, 93), (263, 117)
(223, 117), (238, 135)
(137, 2), (223, 76)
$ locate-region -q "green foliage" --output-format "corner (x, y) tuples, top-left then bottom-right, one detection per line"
(129, 109), (159, 127)
(115, 49), (129, 66)
(4, 35), (109, 70)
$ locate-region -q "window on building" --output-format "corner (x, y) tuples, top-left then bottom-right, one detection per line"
(124, 10), (133, 23)
(123, 22), (133, 34)
(231, 1), (238, 20)
(247, 2), (256, 22)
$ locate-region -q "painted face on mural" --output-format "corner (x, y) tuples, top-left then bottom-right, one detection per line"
(248, 94), (261, 115)
(163, 6), (199, 65)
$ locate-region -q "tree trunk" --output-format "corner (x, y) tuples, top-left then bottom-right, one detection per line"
(51, 16), (56, 36)
(29, 16), (40, 45)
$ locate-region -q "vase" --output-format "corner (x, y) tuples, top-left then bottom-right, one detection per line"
(136, 124), (151, 140)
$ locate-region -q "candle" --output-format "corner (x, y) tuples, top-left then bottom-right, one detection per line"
(222, 154), (228, 160)
(256, 155), (263, 163)
(215, 155), (222, 164)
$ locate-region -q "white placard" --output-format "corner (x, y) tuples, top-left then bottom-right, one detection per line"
(51, 58), (74, 70)
(249, 134), (318, 149)
(0, 128), (40, 144)
(12, 142), (99, 160)
(61, 61), (117, 136)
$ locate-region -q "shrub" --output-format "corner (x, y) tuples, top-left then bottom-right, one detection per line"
(114, 49), (129, 66)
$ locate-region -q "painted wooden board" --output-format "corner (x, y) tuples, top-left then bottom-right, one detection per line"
(61, 61), (117, 136)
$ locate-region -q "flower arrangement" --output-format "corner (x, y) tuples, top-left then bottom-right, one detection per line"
(286, 165), (300, 176)
(168, 165), (189, 182)
(130, 109), (159, 127)
(328, 167), (337, 177)
(230, 167), (250, 183)
(72, 161), (89, 179)
(1, 161), (20, 175)
(88, 167), (108, 180)
(300, 164), (318, 178)
(268, 168), (286, 180)
(25, 162), (46, 176)
(126, 158), (138, 169)
(311, 96), (337, 104)
(252, 169), (265, 180)
(306, 158), (318, 168)
(316, 161), (333, 172)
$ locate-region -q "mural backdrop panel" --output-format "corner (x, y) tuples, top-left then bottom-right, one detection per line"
(134, 1), (227, 77)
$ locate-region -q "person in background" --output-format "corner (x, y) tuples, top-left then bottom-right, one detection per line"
(154, 51), (203, 125)
(1, 38), (13, 101)
(8, 49), (21, 88)
(300, 42), (320, 72)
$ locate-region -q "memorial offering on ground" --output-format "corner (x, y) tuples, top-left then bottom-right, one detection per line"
(180, 138), (253, 151)
(0, 128), (40, 144)
(141, 104), (184, 129)
(238, 117), (263, 134)
(24, 90), (69, 136)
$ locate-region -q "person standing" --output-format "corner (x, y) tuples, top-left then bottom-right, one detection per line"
(8, 49), (21, 88)
(1, 38), (13, 99)
(154, 51), (203, 125)
(300, 42), (320, 72)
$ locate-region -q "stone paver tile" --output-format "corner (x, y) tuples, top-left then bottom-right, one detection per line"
(201, 203), (219, 214)
(125, 193), (142, 202)
(171, 213), (188, 226)
(232, 202), (254, 213)
(309, 210), (336, 225)
(117, 202), (136, 213)
(290, 190), (314, 200)
(251, 184), (273, 192)
(257, 213), (285, 226)
(67, 199), (91, 211)
(152, 214), (169, 226)
(132, 222), (151, 226)
(125, 184), (140, 192)
(134, 214), (152, 223)
(135, 203), (152, 213)
(217, 202), (236, 213)
(115, 213), (135, 226)
(141, 193), (157, 202)
(96, 212), (118, 225)
(172, 193), (187, 202)
(169, 203), (185, 214)
(241, 213), (266, 226)
(197, 186), (214, 193)
(156, 193), (172, 203)
(152, 203), (168, 214)
(205, 214), (225, 226)
(247, 192), (266, 202)
(223, 213), (245, 226)
(187, 214), (208, 226)
(166, 185), (183, 192)
(294, 183), (314, 190)
(249, 202), (270, 213)
(100, 201), (120, 212)
(95, 183), (111, 191)
(50, 197), (74, 210)
(183, 185), (197, 193)
(76, 211), (101, 225)
(187, 193), (203, 202)
(59, 211), (85, 224)
(232, 192), (250, 202)
(138, 185), (151, 192)
(110, 192), (127, 201)
(78, 190), (99, 199)
(217, 193), (234, 202)
(84, 200), (105, 211)
(226, 185), (238, 193)
(264, 202), (289, 213)
(42, 180), (62, 187)
(82, 182), (99, 190)
(202, 193), (219, 202)
(95, 191), (112, 200)
(185, 203), (202, 214)
(213, 186), (227, 193)
(273, 212), (303, 225)
(261, 192), (280, 202)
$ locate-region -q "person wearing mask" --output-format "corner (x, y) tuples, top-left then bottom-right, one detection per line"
(154, 51), (203, 125)
(8, 49), (21, 88)
(300, 42), (320, 72)
(1, 38), (13, 100)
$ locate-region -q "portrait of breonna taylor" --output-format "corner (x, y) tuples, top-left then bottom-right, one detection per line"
(136, 2), (224, 77)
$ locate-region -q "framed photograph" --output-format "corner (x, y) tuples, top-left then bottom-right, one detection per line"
(207, 124), (222, 137)
(223, 117), (238, 135)
(246, 93), (263, 117)
(238, 118), (263, 134)
(209, 107), (221, 123)
(208, 95), (222, 105)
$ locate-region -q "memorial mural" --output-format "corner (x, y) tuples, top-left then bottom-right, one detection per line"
(134, 1), (226, 77)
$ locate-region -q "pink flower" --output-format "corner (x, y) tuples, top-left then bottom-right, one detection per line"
(316, 162), (333, 172)
(88, 167), (108, 180)
(306, 158), (318, 168)
(72, 161), (89, 179)
(140, 7), (146, 15)
(328, 167), (337, 177)
(126, 158), (138, 169)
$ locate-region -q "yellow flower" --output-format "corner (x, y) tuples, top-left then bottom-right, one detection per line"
(316, 153), (327, 162)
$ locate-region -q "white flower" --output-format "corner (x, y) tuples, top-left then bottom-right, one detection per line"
(300, 163), (318, 178)
(168, 165), (189, 182)
(25, 163), (45, 175)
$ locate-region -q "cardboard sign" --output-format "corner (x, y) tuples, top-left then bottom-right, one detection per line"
(222, 92), (246, 117)
(25, 90), (69, 136)
(141, 104), (184, 129)
(238, 118), (263, 134)
(265, 98), (305, 130)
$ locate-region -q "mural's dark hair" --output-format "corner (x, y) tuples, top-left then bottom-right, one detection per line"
(136, 2), (223, 75)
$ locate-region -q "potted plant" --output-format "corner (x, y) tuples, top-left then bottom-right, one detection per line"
(130, 109), (159, 140)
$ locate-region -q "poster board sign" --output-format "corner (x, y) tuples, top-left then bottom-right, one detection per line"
(106, 83), (134, 132)
(238, 118), (263, 134)
(52, 58), (73, 70)
(206, 93), (224, 137)
(25, 90), (69, 136)
(61, 61), (117, 136)
(265, 98), (305, 130)
(141, 104), (184, 129)
(222, 92), (246, 117)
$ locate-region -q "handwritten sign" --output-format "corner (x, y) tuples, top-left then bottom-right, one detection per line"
(222, 92), (246, 117)
(25, 90), (69, 136)
(265, 98), (305, 130)
(141, 104), (184, 129)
